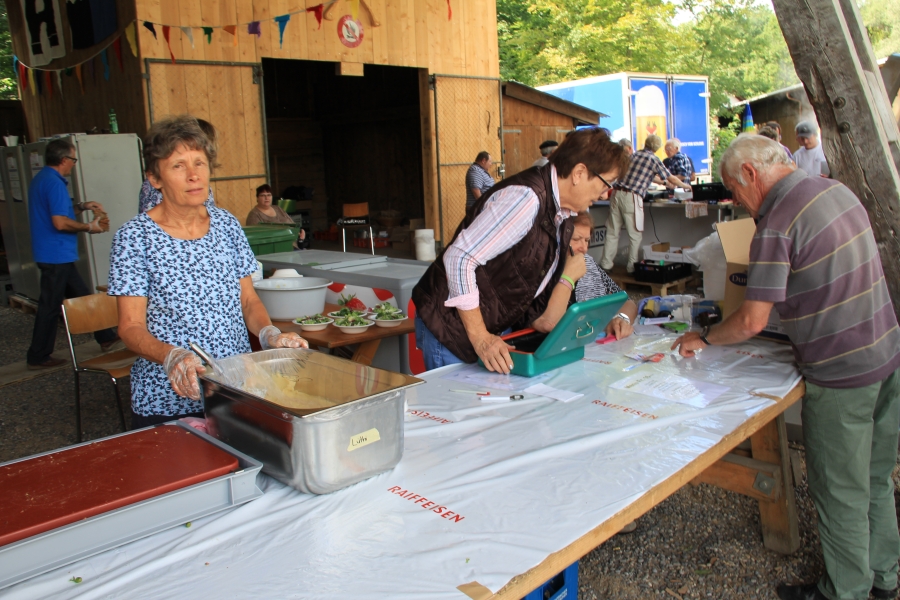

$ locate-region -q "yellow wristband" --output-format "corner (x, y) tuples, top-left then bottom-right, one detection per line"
(560, 274), (575, 288)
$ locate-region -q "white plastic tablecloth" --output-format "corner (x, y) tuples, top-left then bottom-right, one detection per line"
(5, 335), (801, 599)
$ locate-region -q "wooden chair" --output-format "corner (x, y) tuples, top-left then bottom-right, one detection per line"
(62, 294), (138, 442)
(340, 202), (375, 255)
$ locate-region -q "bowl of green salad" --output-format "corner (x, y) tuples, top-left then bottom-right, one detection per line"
(292, 314), (334, 332)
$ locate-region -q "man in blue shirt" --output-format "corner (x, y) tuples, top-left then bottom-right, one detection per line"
(26, 138), (117, 369)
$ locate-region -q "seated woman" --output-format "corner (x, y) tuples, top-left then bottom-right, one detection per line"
(109, 115), (308, 429)
(532, 211), (639, 339)
(246, 184), (309, 250)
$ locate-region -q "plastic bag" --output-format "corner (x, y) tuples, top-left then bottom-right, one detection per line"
(682, 231), (726, 300)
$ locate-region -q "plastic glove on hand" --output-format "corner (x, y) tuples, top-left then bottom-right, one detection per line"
(259, 325), (309, 350)
(164, 347), (205, 400)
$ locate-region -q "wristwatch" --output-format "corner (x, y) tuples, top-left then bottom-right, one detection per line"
(699, 325), (711, 345)
(614, 312), (631, 325)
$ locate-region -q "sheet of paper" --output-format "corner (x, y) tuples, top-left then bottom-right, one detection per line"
(610, 372), (729, 408)
(524, 383), (584, 403)
(634, 324), (666, 336)
(440, 364), (551, 391)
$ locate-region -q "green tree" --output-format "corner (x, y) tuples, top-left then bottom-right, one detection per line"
(859, 0), (900, 59)
(0, 1), (17, 100)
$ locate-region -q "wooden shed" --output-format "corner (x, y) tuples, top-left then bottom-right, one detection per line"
(8, 0), (505, 242)
(501, 81), (603, 178)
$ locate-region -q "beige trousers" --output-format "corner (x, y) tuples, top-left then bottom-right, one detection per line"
(600, 190), (644, 273)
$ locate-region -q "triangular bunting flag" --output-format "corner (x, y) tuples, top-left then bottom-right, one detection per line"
(65, 67), (73, 76)
(203, 27), (213, 44)
(223, 25), (238, 46)
(28, 69), (35, 95)
(307, 5), (324, 29)
(75, 64), (84, 94)
(350, 0), (359, 21)
(16, 59), (27, 91)
(447, 0), (452, 20)
(162, 26), (176, 63)
(56, 70), (63, 98)
(248, 22), (261, 37)
(113, 38), (124, 71)
(125, 22), (138, 56)
(181, 27), (194, 48)
(274, 14), (291, 48)
(100, 49), (110, 81)
(143, 21), (158, 40)
(45, 71), (52, 99)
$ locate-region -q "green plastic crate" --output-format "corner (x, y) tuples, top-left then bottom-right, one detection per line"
(242, 225), (297, 256)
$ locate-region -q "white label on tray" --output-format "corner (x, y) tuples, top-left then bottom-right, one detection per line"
(348, 428), (381, 452)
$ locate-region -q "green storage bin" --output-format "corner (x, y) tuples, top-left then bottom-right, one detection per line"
(242, 225), (297, 256)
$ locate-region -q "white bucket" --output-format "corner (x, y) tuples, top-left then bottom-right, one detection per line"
(414, 229), (436, 262)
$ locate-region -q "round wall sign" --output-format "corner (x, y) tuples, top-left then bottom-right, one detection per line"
(337, 15), (364, 48)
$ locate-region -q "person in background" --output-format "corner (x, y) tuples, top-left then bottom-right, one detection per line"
(532, 211), (638, 338)
(662, 138), (693, 182)
(465, 151), (495, 209)
(109, 115), (307, 428)
(793, 121), (828, 176)
(765, 120), (794, 163)
(672, 134), (900, 600)
(246, 184), (308, 250)
(138, 118), (218, 213)
(618, 138), (633, 155)
(532, 140), (559, 167)
(600, 134), (691, 274)
(26, 139), (118, 369)
(413, 128), (628, 373)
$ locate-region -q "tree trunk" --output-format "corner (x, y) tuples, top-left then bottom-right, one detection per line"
(771, 0), (900, 322)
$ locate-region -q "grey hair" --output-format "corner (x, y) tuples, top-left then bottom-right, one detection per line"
(618, 138), (633, 149)
(718, 133), (793, 185)
(644, 134), (662, 152)
(143, 115), (218, 179)
(665, 138), (681, 151)
(45, 138), (75, 166)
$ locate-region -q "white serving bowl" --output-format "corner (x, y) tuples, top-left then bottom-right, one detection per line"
(292, 317), (334, 332)
(334, 321), (375, 335)
(328, 310), (369, 319)
(253, 277), (332, 320)
(367, 316), (407, 328)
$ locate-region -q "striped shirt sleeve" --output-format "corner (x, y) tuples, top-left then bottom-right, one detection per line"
(443, 185), (541, 310)
(746, 229), (793, 303)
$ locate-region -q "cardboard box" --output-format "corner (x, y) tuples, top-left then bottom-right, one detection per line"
(389, 227), (412, 254)
(642, 244), (690, 263)
(716, 219), (789, 342)
(408, 218), (426, 231)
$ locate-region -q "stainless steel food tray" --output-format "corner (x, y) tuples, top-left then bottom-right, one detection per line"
(201, 349), (423, 494)
(0, 421), (264, 590)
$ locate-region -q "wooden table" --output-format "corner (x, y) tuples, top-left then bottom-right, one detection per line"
(490, 382), (804, 600)
(273, 303), (415, 366)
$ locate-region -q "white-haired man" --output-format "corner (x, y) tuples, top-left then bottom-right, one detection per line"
(618, 138), (633, 156)
(673, 133), (900, 600)
(600, 134), (690, 273)
(662, 138), (693, 182)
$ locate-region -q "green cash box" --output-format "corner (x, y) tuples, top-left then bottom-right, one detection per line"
(479, 291), (629, 377)
(242, 225), (298, 256)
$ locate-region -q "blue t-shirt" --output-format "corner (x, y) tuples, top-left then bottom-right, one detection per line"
(107, 208), (258, 416)
(29, 166), (78, 264)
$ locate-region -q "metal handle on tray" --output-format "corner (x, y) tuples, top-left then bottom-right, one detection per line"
(575, 323), (594, 339)
(189, 342), (216, 367)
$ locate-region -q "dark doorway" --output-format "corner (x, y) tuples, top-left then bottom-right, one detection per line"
(263, 59), (424, 233)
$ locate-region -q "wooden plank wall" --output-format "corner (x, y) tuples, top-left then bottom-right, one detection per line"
(6, 0), (146, 143)
(147, 61), (268, 220)
(135, 0), (499, 77)
(502, 96), (575, 178)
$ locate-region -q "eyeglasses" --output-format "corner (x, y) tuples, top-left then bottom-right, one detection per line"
(65, 156), (78, 163)
(592, 170), (615, 190)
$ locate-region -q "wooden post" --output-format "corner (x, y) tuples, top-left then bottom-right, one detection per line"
(750, 414), (800, 554)
(771, 0), (900, 322)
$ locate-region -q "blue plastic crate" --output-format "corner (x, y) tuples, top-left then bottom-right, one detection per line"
(522, 561), (578, 600)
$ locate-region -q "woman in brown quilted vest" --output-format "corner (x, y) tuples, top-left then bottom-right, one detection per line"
(412, 128), (629, 373)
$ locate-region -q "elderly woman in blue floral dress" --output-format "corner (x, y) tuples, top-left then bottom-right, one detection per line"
(109, 115), (307, 428)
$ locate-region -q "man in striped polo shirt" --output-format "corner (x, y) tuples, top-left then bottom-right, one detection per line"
(673, 134), (900, 600)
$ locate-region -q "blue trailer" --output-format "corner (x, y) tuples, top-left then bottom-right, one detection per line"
(539, 73), (712, 175)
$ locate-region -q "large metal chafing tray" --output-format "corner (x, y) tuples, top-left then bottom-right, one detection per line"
(200, 348), (423, 495)
(0, 421), (263, 590)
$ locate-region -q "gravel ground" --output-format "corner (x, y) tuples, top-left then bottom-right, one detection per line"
(1, 300), (897, 599)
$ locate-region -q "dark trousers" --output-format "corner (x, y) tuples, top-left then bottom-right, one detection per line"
(26, 262), (116, 365)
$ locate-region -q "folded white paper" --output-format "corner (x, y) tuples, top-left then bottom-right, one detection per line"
(524, 383), (584, 403)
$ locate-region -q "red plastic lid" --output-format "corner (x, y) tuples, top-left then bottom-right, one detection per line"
(0, 426), (239, 547)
